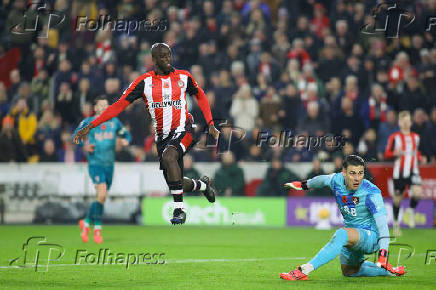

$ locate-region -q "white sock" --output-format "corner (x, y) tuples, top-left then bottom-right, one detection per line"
(170, 189), (183, 195)
(300, 263), (314, 275)
(94, 225), (101, 230)
(173, 202), (185, 209)
(198, 180), (207, 191)
(84, 221), (90, 228)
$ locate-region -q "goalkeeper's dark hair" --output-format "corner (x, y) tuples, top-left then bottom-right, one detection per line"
(94, 95), (108, 105)
(343, 154), (365, 169)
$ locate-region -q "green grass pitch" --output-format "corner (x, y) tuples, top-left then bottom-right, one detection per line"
(0, 225), (435, 289)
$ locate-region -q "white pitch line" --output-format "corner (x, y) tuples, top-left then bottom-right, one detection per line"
(0, 257), (306, 270)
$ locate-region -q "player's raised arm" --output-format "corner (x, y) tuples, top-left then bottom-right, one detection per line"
(284, 174), (335, 191)
(73, 77), (145, 144)
(186, 73), (220, 140)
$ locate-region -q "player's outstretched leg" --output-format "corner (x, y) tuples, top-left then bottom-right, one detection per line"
(343, 261), (405, 277)
(162, 147), (186, 225)
(183, 176), (216, 203)
(280, 228), (352, 281)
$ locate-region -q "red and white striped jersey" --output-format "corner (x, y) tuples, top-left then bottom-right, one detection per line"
(385, 131), (421, 179)
(90, 68), (213, 140)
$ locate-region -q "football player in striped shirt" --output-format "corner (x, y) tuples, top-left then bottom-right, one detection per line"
(74, 43), (220, 225)
(385, 110), (425, 236)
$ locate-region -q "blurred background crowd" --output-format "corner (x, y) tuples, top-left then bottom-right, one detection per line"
(1, 0), (436, 195)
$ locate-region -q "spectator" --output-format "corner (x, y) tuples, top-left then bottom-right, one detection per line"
(297, 101), (330, 137)
(365, 83), (389, 130)
(257, 157), (299, 196)
(411, 108), (428, 137)
(358, 128), (378, 161)
(306, 158), (331, 196)
(214, 151), (245, 196)
(230, 84), (259, 132)
(183, 154), (201, 181)
(423, 107), (436, 163)
(9, 98), (37, 152)
(0, 116), (27, 162)
(58, 131), (83, 162)
(55, 82), (79, 127)
(259, 86), (281, 130)
(39, 139), (58, 162)
(279, 83), (301, 131)
(332, 96), (365, 147)
(377, 110), (399, 161)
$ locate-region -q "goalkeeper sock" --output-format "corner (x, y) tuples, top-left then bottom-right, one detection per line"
(93, 201), (104, 228)
(349, 261), (392, 277)
(308, 228), (348, 270)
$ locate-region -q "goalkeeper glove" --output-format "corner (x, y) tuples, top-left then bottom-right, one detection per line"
(284, 181), (309, 190)
(376, 249), (395, 274)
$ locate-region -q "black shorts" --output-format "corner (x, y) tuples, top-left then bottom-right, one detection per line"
(393, 174), (422, 195)
(156, 131), (194, 182)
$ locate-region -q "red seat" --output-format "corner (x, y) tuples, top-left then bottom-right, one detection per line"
(244, 179), (262, 196)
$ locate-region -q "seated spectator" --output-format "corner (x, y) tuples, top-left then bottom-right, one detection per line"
(358, 128), (378, 161)
(423, 107), (436, 163)
(9, 98), (37, 155)
(0, 116), (27, 162)
(214, 151), (245, 196)
(230, 84), (259, 132)
(58, 131), (83, 163)
(297, 101), (330, 137)
(257, 157), (299, 196)
(306, 158), (332, 196)
(115, 138), (135, 162)
(183, 154), (201, 181)
(39, 139), (58, 162)
(376, 109), (398, 161)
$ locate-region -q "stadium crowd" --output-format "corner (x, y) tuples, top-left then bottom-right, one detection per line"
(1, 0), (436, 185)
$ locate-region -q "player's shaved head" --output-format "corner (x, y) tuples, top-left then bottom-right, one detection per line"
(151, 43), (171, 58)
(151, 43), (173, 75)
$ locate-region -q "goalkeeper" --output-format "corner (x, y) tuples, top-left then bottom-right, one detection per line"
(280, 155), (405, 281)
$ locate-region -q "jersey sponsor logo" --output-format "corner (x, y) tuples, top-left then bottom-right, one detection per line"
(151, 100), (182, 109)
(163, 82), (170, 88)
(101, 124), (106, 130)
(352, 196), (359, 205)
(178, 80), (184, 87)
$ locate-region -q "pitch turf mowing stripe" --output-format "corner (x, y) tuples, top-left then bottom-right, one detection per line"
(0, 256), (307, 269)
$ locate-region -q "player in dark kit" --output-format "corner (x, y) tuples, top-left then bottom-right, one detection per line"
(74, 43), (220, 225)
